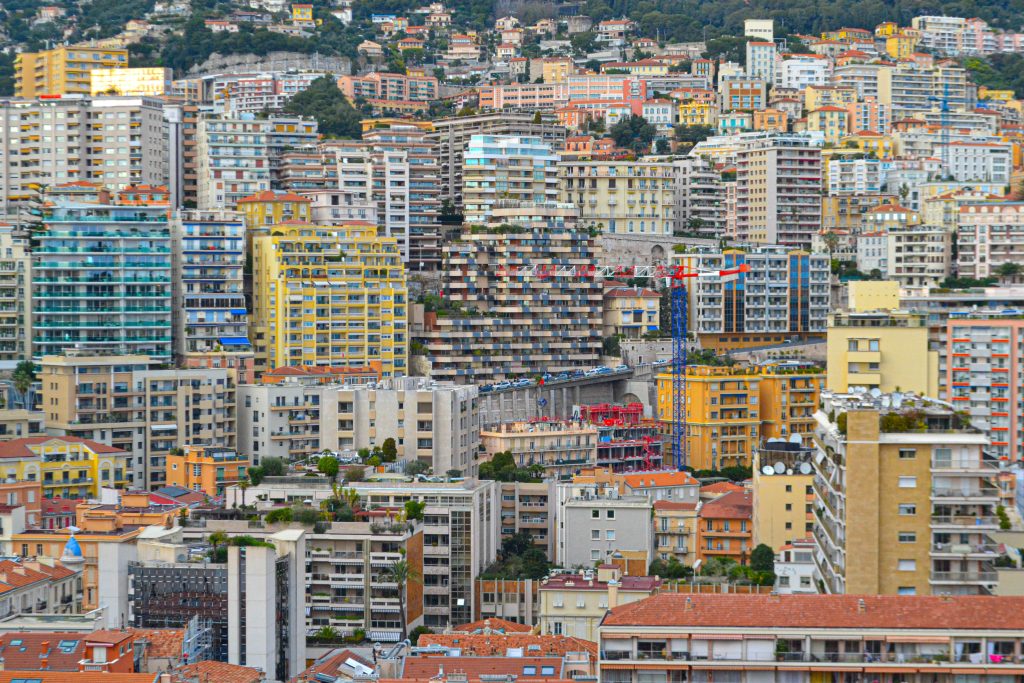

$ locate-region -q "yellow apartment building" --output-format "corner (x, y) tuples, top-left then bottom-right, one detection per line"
(657, 366), (761, 471)
(541, 57), (574, 83)
(251, 221), (408, 375)
(603, 286), (660, 338)
(0, 436), (129, 500)
(480, 421), (598, 480)
(678, 101), (716, 127)
(758, 364), (825, 445)
(653, 500), (698, 564)
(166, 446), (249, 497)
(90, 67), (172, 96)
(752, 108), (787, 132)
(806, 107), (849, 145)
(16, 45), (128, 97)
(840, 131), (895, 158)
(847, 280), (900, 312)
(753, 441), (815, 551)
(238, 190), (312, 233)
(886, 33), (920, 59)
(826, 311), (939, 395)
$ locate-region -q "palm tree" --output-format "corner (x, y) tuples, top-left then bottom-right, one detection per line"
(238, 480), (250, 507)
(11, 361), (35, 408)
(387, 550), (421, 640)
(208, 531), (228, 561)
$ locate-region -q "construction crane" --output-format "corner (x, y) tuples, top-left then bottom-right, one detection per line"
(929, 82), (951, 174)
(496, 261), (750, 470)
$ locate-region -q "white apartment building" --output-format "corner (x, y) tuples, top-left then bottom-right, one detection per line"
(945, 141), (1012, 185)
(196, 115), (317, 209)
(856, 231), (888, 275)
(911, 15), (967, 55)
(744, 18), (774, 41)
(560, 491), (653, 568)
(673, 156), (726, 239)
(0, 95), (167, 214)
(827, 158), (881, 195)
(306, 140), (377, 224)
(775, 56), (829, 91)
(239, 377), (480, 474)
(746, 41), (777, 82)
(880, 64), (974, 118)
(557, 159), (675, 235)
(886, 226), (951, 288)
(463, 135), (559, 224)
(831, 63), (885, 100)
(956, 201), (1024, 279)
(0, 226), (31, 368)
(735, 133), (823, 248)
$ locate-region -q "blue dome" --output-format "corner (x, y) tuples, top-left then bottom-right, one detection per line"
(62, 534), (83, 558)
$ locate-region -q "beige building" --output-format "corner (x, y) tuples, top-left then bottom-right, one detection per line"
(40, 352), (238, 490)
(603, 286), (661, 338)
(499, 481), (557, 558)
(653, 500), (698, 565)
(847, 280), (900, 312)
(813, 391), (1000, 595)
(480, 420), (598, 480)
(886, 227), (952, 289)
(538, 564), (661, 640)
(558, 159), (676, 236)
(752, 440), (814, 551)
(826, 311), (939, 395)
(15, 45), (128, 97)
(0, 225), (31, 366)
(90, 67), (172, 96)
(0, 410), (46, 439)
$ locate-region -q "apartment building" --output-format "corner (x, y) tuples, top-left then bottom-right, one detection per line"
(498, 481), (557, 558)
(425, 226), (602, 383)
(945, 314), (1024, 462)
(250, 221), (408, 375)
(226, 478), (501, 629)
(813, 391), (1000, 595)
(746, 42), (777, 82)
(0, 225), (32, 366)
(539, 565), (661, 641)
(696, 489), (753, 565)
(40, 352), (238, 489)
(826, 158), (881, 195)
(878, 63), (974, 117)
(166, 446), (248, 496)
(561, 491), (653, 568)
(15, 46), (128, 97)
(957, 201), (1024, 280)
(33, 187), (173, 361)
(306, 140), (377, 225)
(653, 500), (698, 565)
(171, 210), (253, 382)
(221, 72), (325, 115)
(362, 120), (441, 270)
(826, 311), (939, 395)
(912, 15), (966, 53)
(603, 286), (660, 338)
(757, 363), (824, 444)
(338, 72), (438, 104)
(163, 103), (199, 209)
(429, 113), (566, 206)
(195, 116), (318, 210)
(886, 226), (952, 289)
(0, 97), (168, 212)
(0, 436), (129, 500)
(776, 55), (830, 90)
(481, 420), (598, 481)
(673, 157), (726, 239)
(90, 67), (172, 97)
(735, 134), (823, 248)
(557, 159), (675, 235)
(752, 440), (815, 551)
(683, 247), (830, 350)
(462, 135), (559, 224)
(237, 189), (312, 231)
(598, 592), (1024, 683)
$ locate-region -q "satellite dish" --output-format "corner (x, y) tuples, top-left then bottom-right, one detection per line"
(789, 433), (802, 444)
(892, 392), (903, 408)
(786, 469), (794, 475)
(881, 396), (891, 408)
(773, 461), (786, 474)
(762, 466), (775, 476)
(799, 462), (812, 475)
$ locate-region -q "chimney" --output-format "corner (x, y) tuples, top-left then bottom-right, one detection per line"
(857, 599), (866, 614)
(607, 581), (619, 609)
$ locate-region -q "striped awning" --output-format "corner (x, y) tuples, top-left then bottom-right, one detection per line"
(369, 630), (400, 642)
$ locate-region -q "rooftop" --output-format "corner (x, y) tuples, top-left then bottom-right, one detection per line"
(452, 617), (534, 635)
(601, 594), (1024, 630)
(540, 574), (661, 592)
(170, 661), (263, 683)
(0, 632), (86, 671)
(699, 490), (752, 520)
(418, 634), (597, 657)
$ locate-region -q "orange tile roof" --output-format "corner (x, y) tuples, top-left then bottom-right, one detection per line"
(699, 481), (743, 495)
(452, 617), (533, 634)
(0, 673), (155, 683)
(699, 490), (752, 520)
(0, 633), (87, 670)
(171, 660), (263, 683)
(419, 634), (596, 657)
(85, 630), (135, 647)
(623, 471), (699, 488)
(290, 649), (372, 683)
(128, 629), (184, 660)
(401, 655), (569, 681)
(236, 190), (311, 204)
(602, 594), (1024, 629)
(0, 436), (124, 459)
(653, 500), (697, 511)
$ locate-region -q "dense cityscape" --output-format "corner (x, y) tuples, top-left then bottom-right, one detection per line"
(0, 1), (1021, 683)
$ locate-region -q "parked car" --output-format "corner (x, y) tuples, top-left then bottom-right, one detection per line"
(494, 381), (512, 390)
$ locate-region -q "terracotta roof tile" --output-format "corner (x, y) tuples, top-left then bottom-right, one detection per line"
(419, 634), (595, 658)
(653, 500), (698, 511)
(699, 490), (752, 519)
(452, 617), (533, 634)
(128, 629), (184, 660)
(401, 656), (569, 681)
(237, 190), (311, 204)
(290, 649), (372, 683)
(0, 437), (125, 459)
(0, 673), (155, 683)
(171, 660), (263, 683)
(623, 471), (699, 489)
(602, 594), (1024, 630)
(699, 481), (743, 495)
(0, 633), (87, 671)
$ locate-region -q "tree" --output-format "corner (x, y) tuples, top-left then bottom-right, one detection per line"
(655, 139), (671, 155)
(996, 262), (1022, 280)
(822, 231), (840, 254)
(261, 457), (286, 477)
(387, 551), (421, 640)
(248, 466), (266, 486)
(610, 114), (656, 155)
(208, 531), (228, 561)
(478, 451), (544, 482)
(237, 480), (250, 507)
(318, 455), (340, 482)
(343, 467), (366, 483)
(284, 76), (362, 139)
(381, 438), (398, 462)
(405, 460), (430, 476)
(12, 360), (35, 401)
(750, 544), (775, 572)
(404, 499), (426, 520)
(409, 625), (432, 645)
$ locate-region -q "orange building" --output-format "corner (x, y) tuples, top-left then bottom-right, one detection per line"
(696, 489), (753, 565)
(757, 364), (825, 446)
(80, 631), (138, 673)
(753, 108), (788, 132)
(0, 480), (43, 528)
(76, 491), (184, 530)
(166, 446), (249, 497)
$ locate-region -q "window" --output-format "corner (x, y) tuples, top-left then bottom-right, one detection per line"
(591, 550), (600, 560)
(785, 503), (792, 511)
(898, 449), (916, 460)
(899, 504), (916, 515)
(606, 510), (615, 519)
(897, 559), (916, 571)
(552, 622), (562, 635)
(592, 510), (600, 519)
(869, 339), (880, 351)
(848, 339), (858, 351)
(785, 485), (792, 493)
(898, 476), (917, 488)
(898, 532), (916, 543)
(606, 530), (616, 541)
(591, 529), (600, 540)
(523, 667), (537, 676)
(898, 587), (917, 595)
(541, 667), (556, 676)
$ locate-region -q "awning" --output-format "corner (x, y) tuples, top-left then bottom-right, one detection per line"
(151, 424), (177, 431)
(886, 636), (949, 643)
(369, 630), (400, 642)
(691, 634), (745, 640)
(219, 336), (251, 345)
(811, 667), (862, 673)
(867, 668), (919, 674)
(230, 309), (247, 315)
